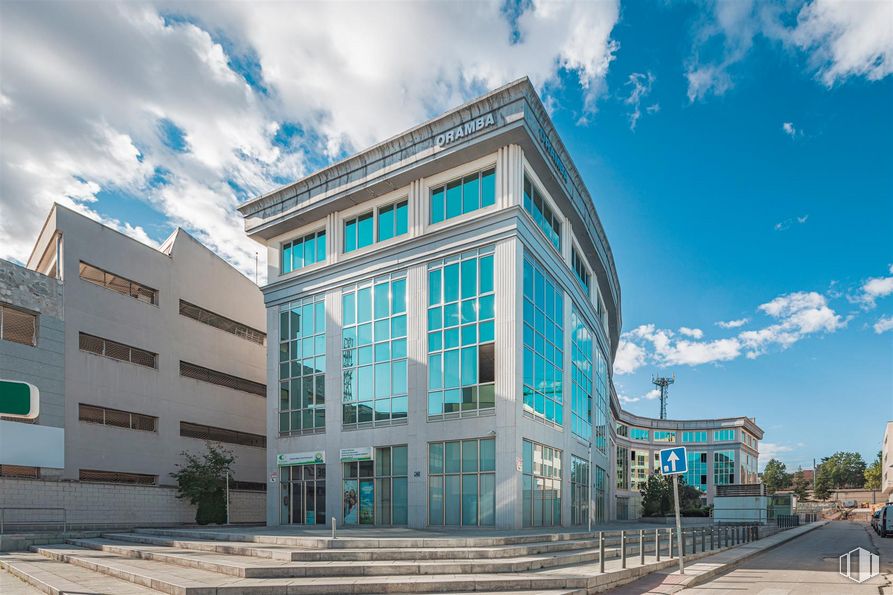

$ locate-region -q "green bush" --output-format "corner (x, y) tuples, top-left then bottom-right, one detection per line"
(170, 442), (234, 525)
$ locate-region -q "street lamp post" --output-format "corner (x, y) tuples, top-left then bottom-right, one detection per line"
(588, 440), (593, 533)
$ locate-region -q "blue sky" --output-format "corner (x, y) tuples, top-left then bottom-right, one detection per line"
(1, 1), (890, 469)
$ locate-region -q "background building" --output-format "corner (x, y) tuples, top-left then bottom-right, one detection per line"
(240, 77), (763, 528)
(0, 205), (267, 528)
(612, 400), (762, 519)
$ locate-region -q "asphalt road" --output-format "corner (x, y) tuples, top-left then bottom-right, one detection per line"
(686, 520), (892, 594)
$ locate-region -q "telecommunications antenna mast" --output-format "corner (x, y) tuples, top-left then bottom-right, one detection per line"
(652, 373), (676, 420)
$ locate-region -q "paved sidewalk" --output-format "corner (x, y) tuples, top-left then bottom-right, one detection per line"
(607, 521), (828, 594)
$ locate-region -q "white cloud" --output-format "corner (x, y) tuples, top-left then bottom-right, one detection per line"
(618, 388), (661, 404)
(774, 214), (809, 231)
(614, 339), (648, 375)
(717, 318), (749, 329)
(0, 1), (621, 276)
(782, 121), (798, 137)
(875, 315), (893, 334)
(685, 0), (893, 102)
(620, 289), (844, 369)
(791, 0), (893, 86)
(624, 71), (656, 131)
(759, 442), (794, 468)
(679, 327), (704, 339)
(853, 265), (893, 309)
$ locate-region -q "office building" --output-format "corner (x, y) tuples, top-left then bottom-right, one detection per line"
(239, 77), (762, 528)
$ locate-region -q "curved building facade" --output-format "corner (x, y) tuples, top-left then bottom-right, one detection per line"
(239, 78), (761, 528)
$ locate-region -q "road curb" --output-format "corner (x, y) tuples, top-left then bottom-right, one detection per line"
(681, 521), (830, 589)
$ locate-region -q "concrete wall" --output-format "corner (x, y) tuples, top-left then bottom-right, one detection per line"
(26, 206), (267, 488)
(0, 478), (264, 529)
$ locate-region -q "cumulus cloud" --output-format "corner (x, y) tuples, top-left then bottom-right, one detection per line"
(616, 288), (846, 374)
(875, 315), (893, 334)
(618, 388), (661, 404)
(685, 0), (893, 102)
(0, 1), (621, 276)
(717, 318), (749, 329)
(852, 265), (893, 309)
(782, 121), (801, 138)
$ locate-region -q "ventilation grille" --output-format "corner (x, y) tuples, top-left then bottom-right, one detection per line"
(79, 469), (157, 485)
(79, 262), (157, 305)
(0, 303), (37, 347)
(79, 332), (157, 369)
(180, 421), (266, 448)
(0, 465), (40, 479)
(179, 361), (265, 397)
(179, 300), (265, 345)
(78, 403), (158, 432)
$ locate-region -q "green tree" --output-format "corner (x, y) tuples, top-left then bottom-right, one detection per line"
(864, 451), (882, 490)
(819, 451), (866, 489)
(640, 473), (704, 516)
(813, 470), (832, 501)
(761, 459), (789, 494)
(640, 472), (672, 516)
(791, 467), (810, 500)
(171, 442), (235, 525)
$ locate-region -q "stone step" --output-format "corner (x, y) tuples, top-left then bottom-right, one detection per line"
(118, 529), (657, 561)
(130, 526), (618, 550)
(32, 544), (589, 593)
(70, 537), (622, 577)
(0, 551), (160, 595)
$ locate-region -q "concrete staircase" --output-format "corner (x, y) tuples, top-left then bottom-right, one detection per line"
(0, 526), (742, 594)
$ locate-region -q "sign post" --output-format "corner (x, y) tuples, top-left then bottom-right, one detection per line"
(659, 446), (688, 575)
(0, 379), (39, 419)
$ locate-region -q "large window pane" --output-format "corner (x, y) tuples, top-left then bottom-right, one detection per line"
(357, 212), (374, 250)
(462, 475), (478, 525)
(481, 168), (495, 207)
(378, 204), (395, 242)
(445, 180), (462, 220)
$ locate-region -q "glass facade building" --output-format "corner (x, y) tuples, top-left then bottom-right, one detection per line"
(241, 79), (763, 528)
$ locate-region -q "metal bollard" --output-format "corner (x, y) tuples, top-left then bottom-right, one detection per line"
(621, 530), (627, 569)
(640, 529), (645, 565)
(331, 516), (337, 539)
(710, 527), (715, 550)
(701, 527), (706, 552)
(599, 531), (605, 573)
(656, 528), (661, 562)
(669, 527), (674, 557)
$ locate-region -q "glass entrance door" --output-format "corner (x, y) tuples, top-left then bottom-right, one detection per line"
(280, 464), (326, 525)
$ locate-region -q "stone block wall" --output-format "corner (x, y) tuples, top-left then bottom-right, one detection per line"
(0, 478), (265, 529)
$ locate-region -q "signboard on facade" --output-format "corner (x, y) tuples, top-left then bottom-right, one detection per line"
(538, 127), (569, 184)
(277, 451), (325, 466)
(0, 379), (39, 419)
(340, 447), (374, 462)
(435, 113), (496, 147)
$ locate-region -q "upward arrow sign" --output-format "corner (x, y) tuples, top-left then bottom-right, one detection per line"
(666, 450), (679, 472)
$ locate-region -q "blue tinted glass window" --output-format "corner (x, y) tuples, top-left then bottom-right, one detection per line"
(378, 204), (394, 242)
(344, 218), (357, 252)
(282, 229), (326, 275)
(427, 247), (495, 419)
(278, 294), (326, 434)
(342, 274), (408, 427)
(431, 188), (445, 224)
(523, 175), (561, 252)
(445, 180), (462, 220)
(357, 212), (374, 250)
(462, 175), (479, 213)
(395, 201), (408, 236)
(481, 168), (495, 207)
(523, 254), (564, 426)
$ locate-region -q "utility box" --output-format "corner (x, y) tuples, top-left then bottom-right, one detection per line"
(713, 484), (769, 524)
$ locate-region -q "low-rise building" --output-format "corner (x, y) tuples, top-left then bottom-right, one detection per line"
(0, 205), (268, 528)
(883, 421), (893, 501)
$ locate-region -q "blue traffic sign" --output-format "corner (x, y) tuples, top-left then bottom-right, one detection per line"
(659, 446), (687, 475)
